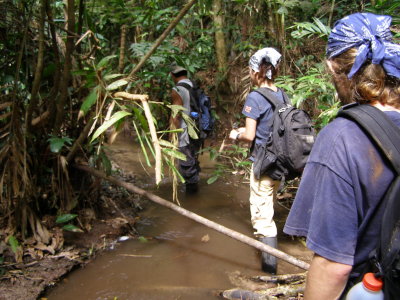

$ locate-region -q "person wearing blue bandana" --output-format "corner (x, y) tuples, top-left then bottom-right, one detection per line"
(229, 47), (290, 274)
(284, 13), (400, 299)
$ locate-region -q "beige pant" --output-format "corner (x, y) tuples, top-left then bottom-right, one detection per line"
(249, 165), (280, 238)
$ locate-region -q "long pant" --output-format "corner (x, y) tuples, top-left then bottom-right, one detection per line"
(249, 165), (280, 237)
(178, 139), (201, 184)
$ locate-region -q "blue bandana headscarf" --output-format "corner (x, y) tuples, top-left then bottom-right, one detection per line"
(326, 13), (400, 79)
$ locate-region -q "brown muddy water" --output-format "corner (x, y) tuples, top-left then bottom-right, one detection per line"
(46, 135), (312, 300)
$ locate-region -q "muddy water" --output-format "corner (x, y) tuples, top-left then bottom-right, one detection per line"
(46, 135), (312, 300)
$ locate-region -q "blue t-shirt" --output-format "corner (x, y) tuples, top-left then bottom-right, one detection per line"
(242, 88), (285, 147)
(284, 111), (400, 266)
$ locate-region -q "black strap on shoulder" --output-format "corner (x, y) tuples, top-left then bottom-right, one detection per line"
(176, 82), (200, 113)
(338, 104), (400, 283)
(176, 82), (192, 91)
(254, 87), (290, 108)
(337, 103), (400, 174)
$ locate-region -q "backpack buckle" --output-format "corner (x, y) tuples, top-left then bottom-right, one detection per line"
(278, 104), (291, 113)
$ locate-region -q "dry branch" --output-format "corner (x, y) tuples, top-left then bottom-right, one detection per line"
(222, 284), (305, 300)
(126, 0), (197, 81)
(74, 164), (310, 271)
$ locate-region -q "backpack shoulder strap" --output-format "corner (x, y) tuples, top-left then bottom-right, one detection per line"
(254, 87), (288, 108)
(176, 82), (200, 112)
(176, 82), (192, 91)
(337, 104), (400, 174)
(339, 104), (400, 295)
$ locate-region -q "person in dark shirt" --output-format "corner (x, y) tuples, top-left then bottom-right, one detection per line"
(229, 48), (290, 274)
(284, 13), (400, 299)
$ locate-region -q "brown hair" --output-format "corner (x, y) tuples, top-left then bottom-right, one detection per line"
(329, 48), (400, 108)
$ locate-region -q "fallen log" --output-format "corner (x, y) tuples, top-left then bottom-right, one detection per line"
(75, 164), (310, 271)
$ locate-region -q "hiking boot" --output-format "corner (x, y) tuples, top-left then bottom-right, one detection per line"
(259, 236), (278, 274)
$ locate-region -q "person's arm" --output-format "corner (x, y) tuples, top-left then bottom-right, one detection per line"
(229, 117), (257, 142)
(170, 89), (183, 129)
(304, 254), (352, 300)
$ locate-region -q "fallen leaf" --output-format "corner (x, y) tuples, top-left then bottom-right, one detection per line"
(201, 234), (210, 243)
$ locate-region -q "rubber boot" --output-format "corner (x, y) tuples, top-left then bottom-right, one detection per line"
(259, 236), (278, 274)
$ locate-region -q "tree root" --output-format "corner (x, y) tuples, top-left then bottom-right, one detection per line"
(222, 271), (306, 300)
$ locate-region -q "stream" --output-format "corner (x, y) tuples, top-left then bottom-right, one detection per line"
(46, 135), (312, 300)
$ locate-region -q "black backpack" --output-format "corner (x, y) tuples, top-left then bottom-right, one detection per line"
(338, 103), (400, 300)
(252, 87), (315, 181)
(176, 82), (215, 139)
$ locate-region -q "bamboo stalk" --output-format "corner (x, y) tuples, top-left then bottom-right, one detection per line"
(74, 164), (310, 271)
(118, 25), (128, 74)
(114, 92), (162, 185)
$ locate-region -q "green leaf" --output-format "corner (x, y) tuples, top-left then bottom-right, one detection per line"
(106, 79), (128, 91)
(207, 175), (219, 184)
(158, 139), (177, 149)
(162, 148), (186, 160)
(48, 136), (73, 153)
(8, 236), (19, 254)
(80, 86), (99, 116)
(100, 150), (112, 175)
(165, 158), (185, 183)
(56, 214), (78, 224)
(138, 236), (148, 243)
(104, 73), (124, 81)
(132, 120), (151, 167)
(97, 55), (117, 68)
(168, 104), (186, 118)
(62, 224), (84, 233)
(91, 111), (132, 142)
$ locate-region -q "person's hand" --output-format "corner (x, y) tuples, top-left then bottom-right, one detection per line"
(229, 127), (245, 140)
(229, 129), (239, 140)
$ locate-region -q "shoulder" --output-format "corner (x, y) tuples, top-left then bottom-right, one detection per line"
(311, 117), (365, 160)
(309, 116), (379, 180)
(246, 90), (269, 105)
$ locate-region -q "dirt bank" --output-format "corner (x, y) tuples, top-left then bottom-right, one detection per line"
(0, 162), (144, 300)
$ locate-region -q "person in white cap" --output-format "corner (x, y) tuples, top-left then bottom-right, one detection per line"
(229, 47), (290, 274)
(170, 65), (201, 194)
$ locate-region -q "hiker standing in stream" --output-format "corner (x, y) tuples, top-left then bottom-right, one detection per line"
(229, 48), (290, 274)
(170, 65), (201, 194)
(284, 13), (400, 299)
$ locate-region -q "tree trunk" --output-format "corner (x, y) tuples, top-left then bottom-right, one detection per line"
(45, 0), (61, 127)
(265, 0), (276, 40)
(212, 0), (227, 73)
(328, 0), (336, 28)
(26, 0), (45, 133)
(118, 25), (128, 74)
(53, 0), (75, 133)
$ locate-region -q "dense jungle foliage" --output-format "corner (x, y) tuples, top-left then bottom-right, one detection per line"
(1, 0), (399, 259)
